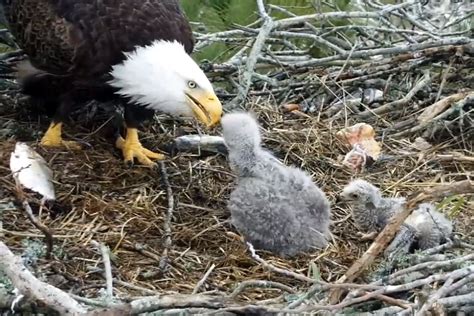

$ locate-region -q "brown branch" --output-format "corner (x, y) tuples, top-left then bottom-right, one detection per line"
(373, 293), (411, 309)
(158, 161), (174, 273)
(417, 91), (474, 123)
(328, 180), (474, 303)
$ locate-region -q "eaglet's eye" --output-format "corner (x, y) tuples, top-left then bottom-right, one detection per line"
(188, 80), (197, 89)
(350, 193), (359, 199)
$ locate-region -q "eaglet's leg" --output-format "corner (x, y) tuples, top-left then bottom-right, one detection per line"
(40, 96), (81, 150)
(115, 105), (164, 166)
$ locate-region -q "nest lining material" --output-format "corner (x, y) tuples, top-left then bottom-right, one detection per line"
(0, 96), (472, 301)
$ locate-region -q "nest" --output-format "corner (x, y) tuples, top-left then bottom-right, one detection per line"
(0, 88), (472, 306)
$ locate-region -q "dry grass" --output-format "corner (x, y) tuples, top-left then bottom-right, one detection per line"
(0, 90), (472, 303)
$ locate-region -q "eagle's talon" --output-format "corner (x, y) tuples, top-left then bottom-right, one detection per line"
(115, 130), (165, 166)
(41, 138), (82, 150)
(124, 158), (135, 168)
(40, 122), (82, 150)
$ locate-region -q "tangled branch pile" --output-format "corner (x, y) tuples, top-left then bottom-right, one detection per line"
(196, 0), (473, 140)
(0, 0), (473, 315)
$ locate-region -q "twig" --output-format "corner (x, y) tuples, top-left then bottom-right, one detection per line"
(272, 38), (472, 68)
(0, 241), (86, 315)
(71, 294), (108, 307)
(417, 271), (474, 315)
(247, 243), (382, 291)
(228, 0), (275, 109)
(297, 265), (474, 313)
(418, 91), (473, 123)
(372, 293), (411, 309)
(274, 11), (383, 28)
(192, 263), (216, 294)
(390, 253), (474, 282)
(247, 242), (317, 283)
(229, 280), (296, 298)
(158, 161), (174, 273)
(328, 180), (474, 303)
(268, 4), (347, 54)
(358, 71), (431, 118)
(113, 279), (156, 296)
(91, 240), (114, 301)
(310, 266), (473, 313)
(286, 282), (322, 309)
(343, 242), (474, 303)
(393, 95), (473, 137)
(420, 240), (462, 255)
(13, 185), (53, 259)
(435, 57), (454, 103)
(86, 294), (228, 315)
(437, 292), (474, 308)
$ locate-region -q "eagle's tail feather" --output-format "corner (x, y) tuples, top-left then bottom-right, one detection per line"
(14, 61), (72, 114)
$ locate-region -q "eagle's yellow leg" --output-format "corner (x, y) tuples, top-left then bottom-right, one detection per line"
(40, 122), (81, 150)
(115, 127), (164, 166)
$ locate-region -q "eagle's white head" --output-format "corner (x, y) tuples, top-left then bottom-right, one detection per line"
(109, 40), (222, 127)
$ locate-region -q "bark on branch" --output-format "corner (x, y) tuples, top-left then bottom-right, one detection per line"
(0, 241), (87, 315)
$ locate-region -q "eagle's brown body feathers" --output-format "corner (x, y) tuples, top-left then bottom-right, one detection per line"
(4, 0), (194, 78)
(6, 0), (75, 74)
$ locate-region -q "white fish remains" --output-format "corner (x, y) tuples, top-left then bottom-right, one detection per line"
(9, 142), (55, 201)
(172, 134), (227, 154)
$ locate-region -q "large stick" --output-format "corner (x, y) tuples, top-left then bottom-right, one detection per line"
(0, 241), (87, 315)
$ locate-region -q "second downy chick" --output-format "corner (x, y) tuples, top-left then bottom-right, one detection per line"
(222, 112), (332, 257)
(385, 203), (453, 260)
(404, 202), (453, 250)
(340, 179), (454, 254)
(339, 179), (405, 233)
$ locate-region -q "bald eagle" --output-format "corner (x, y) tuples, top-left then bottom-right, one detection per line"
(2, 0), (223, 165)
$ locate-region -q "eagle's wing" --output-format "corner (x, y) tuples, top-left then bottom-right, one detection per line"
(5, 0), (194, 76)
(4, 0), (77, 74)
(51, 0), (194, 76)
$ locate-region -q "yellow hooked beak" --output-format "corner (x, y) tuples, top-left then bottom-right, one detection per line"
(185, 89), (223, 128)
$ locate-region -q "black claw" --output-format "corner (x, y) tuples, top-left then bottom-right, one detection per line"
(125, 159), (134, 168)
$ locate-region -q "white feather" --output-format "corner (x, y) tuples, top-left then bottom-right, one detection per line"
(109, 40), (214, 117)
(9, 142), (55, 201)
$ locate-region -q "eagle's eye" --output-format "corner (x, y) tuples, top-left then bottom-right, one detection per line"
(188, 80), (197, 89)
(350, 193), (359, 199)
